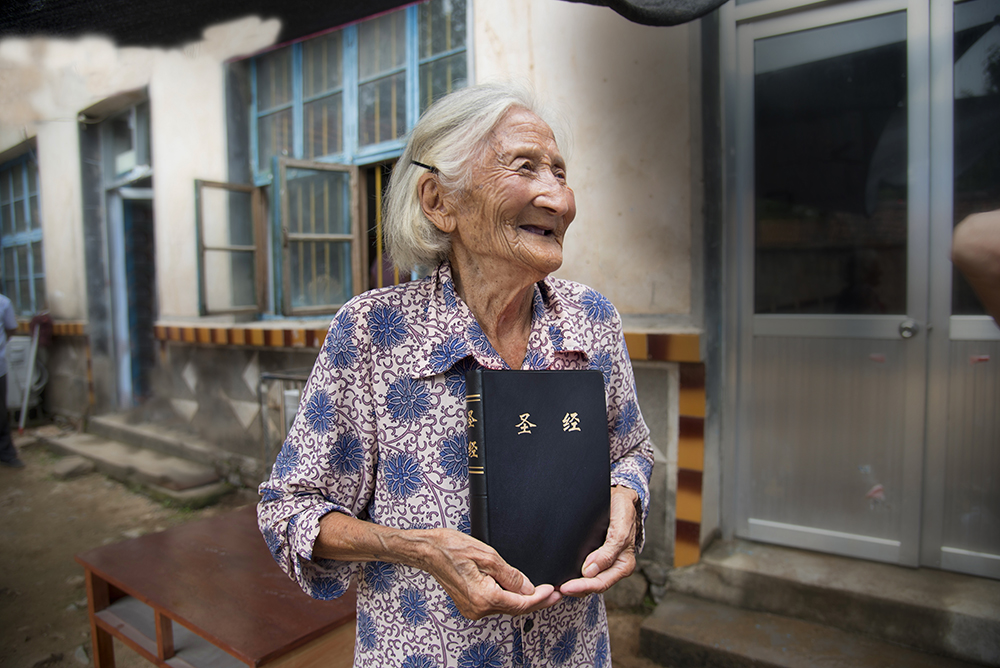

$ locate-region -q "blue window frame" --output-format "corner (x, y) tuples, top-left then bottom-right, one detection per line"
(248, 0), (468, 185)
(0, 153), (45, 316)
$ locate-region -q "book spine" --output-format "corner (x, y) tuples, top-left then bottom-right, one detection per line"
(466, 368), (488, 543)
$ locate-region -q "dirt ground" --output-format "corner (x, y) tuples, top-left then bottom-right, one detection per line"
(0, 430), (663, 668)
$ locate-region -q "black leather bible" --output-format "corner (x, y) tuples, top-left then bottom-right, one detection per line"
(466, 368), (611, 587)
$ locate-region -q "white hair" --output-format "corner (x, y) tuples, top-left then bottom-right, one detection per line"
(384, 81), (563, 272)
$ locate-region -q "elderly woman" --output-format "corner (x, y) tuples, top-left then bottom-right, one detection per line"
(258, 82), (654, 668)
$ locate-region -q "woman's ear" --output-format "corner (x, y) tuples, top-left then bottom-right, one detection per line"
(418, 173), (456, 234)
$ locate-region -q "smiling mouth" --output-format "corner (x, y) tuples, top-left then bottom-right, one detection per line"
(520, 225), (553, 236)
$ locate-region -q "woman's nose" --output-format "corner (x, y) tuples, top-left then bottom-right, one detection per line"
(534, 171), (574, 218)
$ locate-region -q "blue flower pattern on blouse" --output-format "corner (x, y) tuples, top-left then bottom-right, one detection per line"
(387, 376), (432, 422)
(588, 350), (615, 386)
(400, 588), (430, 626)
(468, 321), (494, 356)
(402, 655), (436, 668)
(310, 575), (346, 600)
(330, 430), (364, 475)
(272, 441), (298, 478)
(429, 336), (469, 374)
(326, 314), (359, 369)
(384, 452), (422, 499)
(614, 399), (640, 437)
(548, 325), (565, 350)
(258, 262), (654, 668)
(364, 561), (397, 594)
(582, 289), (614, 323)
(439, 432), (468, 480)
(357, 609), (378, 651)
(369, 303), (408, 351)
(445, 356), (478, 398)
(551, 628), (578, 665)
(304, 390), (336, 434)
(595, 632), (609, 668)
(459, 641), (504, 668)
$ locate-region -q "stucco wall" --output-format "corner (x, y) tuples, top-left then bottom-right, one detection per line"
(473, 0), (694, 316)
(0, 19), (279, 320)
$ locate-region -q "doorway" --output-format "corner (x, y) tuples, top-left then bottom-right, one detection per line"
(728, 0), (1000, 577)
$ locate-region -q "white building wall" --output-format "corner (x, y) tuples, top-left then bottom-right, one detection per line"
(0, 19), (279, 320)
(474, 0), (694, 316)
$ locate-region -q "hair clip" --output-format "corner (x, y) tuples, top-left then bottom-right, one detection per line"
(411, 160), (438, 174)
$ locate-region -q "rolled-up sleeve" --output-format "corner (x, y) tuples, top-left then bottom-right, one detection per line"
(257, 302), (377, 599)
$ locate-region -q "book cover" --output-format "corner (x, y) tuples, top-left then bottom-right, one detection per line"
(466, 368), (611, 587)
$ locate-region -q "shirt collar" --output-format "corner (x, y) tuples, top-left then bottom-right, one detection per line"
(403, 261), (589, 379)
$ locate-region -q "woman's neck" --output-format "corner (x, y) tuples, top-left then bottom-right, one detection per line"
(449, 255), (540, 369)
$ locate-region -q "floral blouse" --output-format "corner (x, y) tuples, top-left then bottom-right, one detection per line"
(258, 261), (654, 668)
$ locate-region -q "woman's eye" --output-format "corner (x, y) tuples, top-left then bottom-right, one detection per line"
(516, 161), (535, 173)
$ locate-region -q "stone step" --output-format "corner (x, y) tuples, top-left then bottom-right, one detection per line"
(37, 431), (229, 509)
(665, 539), (1000, 666)
(87, 413), (261, 485)
(640, 593), (982, 668)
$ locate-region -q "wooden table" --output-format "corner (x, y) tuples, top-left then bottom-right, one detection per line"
(75, 505), (356, 668)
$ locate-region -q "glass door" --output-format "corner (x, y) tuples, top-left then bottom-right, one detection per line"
(734, 0), (929, 565)
(923, 0), (1000, 579)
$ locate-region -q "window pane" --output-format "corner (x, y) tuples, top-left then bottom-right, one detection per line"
(304, 93), (344, 159)
(286, 168), (351, 235)
(258, 108), (293, 172)
(359, 73), (406, 146)
(109, 112), (136, 178)
(2, 203), (12, 237)
(14, 198), (26, 233)
(951, 0), (1000, 315)
(358, 10), (406, 80)
(289, 240), (352, 308)
(16, 245), (29, 311)
(11, 164), (23, 201)
(753, 13), (908, 315)
(33, 277), (45, 311)
(27, 160), (37, 194)
(257, 47), (293, 112)
(0, 169), (10, 204)
(29, 195), (39, 230)
(419, 52), (468, 113)
(3, 247), (14, 281)
(31, 242), (43, 276)
(419, 0), (467, 58)
(303, 32), (344, 98)
(204, 250), (257, 311)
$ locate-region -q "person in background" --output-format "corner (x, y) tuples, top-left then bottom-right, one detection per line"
(952, 209), (1000, 325)
(0, 293), (23, 468)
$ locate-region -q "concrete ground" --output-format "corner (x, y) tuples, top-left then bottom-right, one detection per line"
(0, 431), (663, 668)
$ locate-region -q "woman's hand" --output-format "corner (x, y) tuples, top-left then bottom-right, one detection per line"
(313, 512), (561, 620)
(414, 528), (562, 620)
(558, 485), (639, 597)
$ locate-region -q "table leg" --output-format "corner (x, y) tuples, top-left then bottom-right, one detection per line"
(85, 569), (116, 668)
(155, 610), (175, 660)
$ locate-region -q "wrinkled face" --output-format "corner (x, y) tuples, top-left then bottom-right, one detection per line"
(449, 107), (576, 278)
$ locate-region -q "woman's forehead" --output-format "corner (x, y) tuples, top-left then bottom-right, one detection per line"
(489, 108), (563, 160)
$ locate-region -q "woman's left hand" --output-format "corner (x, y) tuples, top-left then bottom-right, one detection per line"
(559, 485), (639, 597)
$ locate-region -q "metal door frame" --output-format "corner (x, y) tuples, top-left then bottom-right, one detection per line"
(725, 0), (932, 566)
(922, 0), (1000, 577)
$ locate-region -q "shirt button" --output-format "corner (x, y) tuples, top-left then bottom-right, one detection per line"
(523, 619), (534, 633)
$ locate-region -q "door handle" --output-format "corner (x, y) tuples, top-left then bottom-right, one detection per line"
(899, 319), (919, 339)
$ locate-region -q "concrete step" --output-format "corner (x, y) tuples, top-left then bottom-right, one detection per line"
(87, 413), (260, 485)
(640, 593), (983, 668)
(665, 539), (1000, 666)
(36, 430), (230, 508)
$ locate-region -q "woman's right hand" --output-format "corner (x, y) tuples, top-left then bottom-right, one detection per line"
(412, 528), (562, 620)
(314, 512), (560, 620)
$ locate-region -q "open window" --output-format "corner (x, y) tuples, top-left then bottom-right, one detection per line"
(275, 158), (363, 316)
(195, 180), (266, 315)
